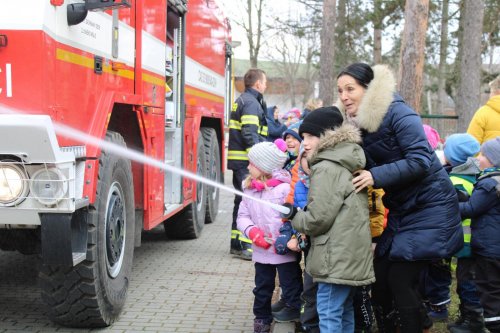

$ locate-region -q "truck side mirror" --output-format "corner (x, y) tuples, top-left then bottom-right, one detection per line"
(67, 3), (88, 26)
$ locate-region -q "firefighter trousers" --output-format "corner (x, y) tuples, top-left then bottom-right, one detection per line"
(231, 168), (251, 252)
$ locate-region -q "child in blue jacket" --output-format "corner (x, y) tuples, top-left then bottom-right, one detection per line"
(459, 137), (500, 333)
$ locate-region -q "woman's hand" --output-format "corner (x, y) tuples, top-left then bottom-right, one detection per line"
(287, 238), (301, 252)
(352, 170), (374, 193)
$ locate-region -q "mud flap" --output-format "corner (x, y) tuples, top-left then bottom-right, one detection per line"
(40, 210), (88, 266)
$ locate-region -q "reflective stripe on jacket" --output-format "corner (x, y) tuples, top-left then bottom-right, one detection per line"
(450, 175), (475, 258)
(227, 88), (268, 170)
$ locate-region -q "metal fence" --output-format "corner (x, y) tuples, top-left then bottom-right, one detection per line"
(421, 114), (458, 141)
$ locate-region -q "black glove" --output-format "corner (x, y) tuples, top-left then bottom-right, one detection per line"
(455, 188), (470, 202)
(280, 202), (298, 220)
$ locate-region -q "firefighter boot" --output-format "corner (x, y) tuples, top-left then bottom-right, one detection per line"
(230, 229), (252, 260)
(448, 307), (486, 333)
(373, 306), (397, 333)
(230, 229), (243, 255)
(239, 235), (253, 261)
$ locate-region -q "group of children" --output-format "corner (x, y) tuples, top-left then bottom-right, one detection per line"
(236, 105), (500, 333)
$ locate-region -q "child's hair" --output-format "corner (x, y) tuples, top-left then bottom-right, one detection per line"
(305, 98), (323, 111)
(243, 170), (272, 189)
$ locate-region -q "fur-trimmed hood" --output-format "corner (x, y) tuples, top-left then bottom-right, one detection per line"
(336, 65), (397, 133)
(309, 123), (366, 173)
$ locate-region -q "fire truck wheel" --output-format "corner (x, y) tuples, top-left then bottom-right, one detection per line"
(201, 127), (220, 224)
(39, 131), (135, 328)
(164, 132), (207, 239)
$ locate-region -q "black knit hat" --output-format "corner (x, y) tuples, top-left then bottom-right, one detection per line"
(299, 106), (344, 138)
(337, 63), (374, 88)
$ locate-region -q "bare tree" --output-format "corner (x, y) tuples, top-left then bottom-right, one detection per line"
(455, 0), (485, 131)
(228, 0), (265, 67)
(436, 0), (449, 115)
(266, 32), (303, 106)
(246, 0), (264, 67)
(398, 0), (429, 113)
(319, 0), (337, 105)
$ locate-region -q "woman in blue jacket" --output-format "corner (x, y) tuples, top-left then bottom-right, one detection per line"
(266, 105), (287, 142)
(336, 63), (463, 333)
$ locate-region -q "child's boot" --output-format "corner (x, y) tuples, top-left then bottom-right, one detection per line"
(427, 303), (449, 321)
(273, 306), (300, 322)
(253, 319), (271, 333)
(373, 306), (397, 333)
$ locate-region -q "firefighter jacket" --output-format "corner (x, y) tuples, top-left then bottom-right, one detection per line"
(227, 88), (268, 170)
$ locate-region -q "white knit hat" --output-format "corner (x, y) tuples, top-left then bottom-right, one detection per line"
(248, 139), (288, 174)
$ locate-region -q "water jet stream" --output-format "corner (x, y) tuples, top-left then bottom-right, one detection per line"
(0, 105), (291, 215)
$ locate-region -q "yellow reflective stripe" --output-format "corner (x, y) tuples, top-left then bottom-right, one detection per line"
(240, 236), (252, 244)
(231, 229), (242, 239)
(241, 115), (260, 126)
(231, 229), (253, 244)
(450, 176), (474, 194)
(260, 126), (268, 136)
(464, 233), (471, 243)
(462, 221), (471, 243)
(232, 103), (238, 112)
(229, 119), (241, 130)
(228, 150), (249, 161)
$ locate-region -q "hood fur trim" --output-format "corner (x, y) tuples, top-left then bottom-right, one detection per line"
(356, 65), (396, 133)
(309, 123), (362, 161)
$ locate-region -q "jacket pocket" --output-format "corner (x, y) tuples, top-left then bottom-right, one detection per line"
(308, 234), (330, 277)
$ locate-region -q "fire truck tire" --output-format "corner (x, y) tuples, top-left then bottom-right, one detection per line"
(201, 127), (220, 224)
(39, 131), (135, 328)
(164, 132), (207, 239)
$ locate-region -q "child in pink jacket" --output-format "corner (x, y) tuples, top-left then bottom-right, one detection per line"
(237, 139), (303, 333)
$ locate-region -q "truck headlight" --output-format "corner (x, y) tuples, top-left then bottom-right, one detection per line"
(30, 168), (68, 206)
(0, 163), (29, 206)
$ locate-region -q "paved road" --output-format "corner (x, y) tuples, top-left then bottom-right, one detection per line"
(0, 171), (260, 333)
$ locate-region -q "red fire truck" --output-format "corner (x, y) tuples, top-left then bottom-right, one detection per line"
(0, 0), (231, 327)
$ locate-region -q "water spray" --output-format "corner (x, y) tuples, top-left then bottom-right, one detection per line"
(0, 105), (291, 215)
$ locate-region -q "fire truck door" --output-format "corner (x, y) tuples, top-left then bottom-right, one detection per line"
(163, 6), (185, 212)
(54, 4), (136, 130)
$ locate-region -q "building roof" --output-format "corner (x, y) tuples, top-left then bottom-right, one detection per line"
(233, 58), (314, 79)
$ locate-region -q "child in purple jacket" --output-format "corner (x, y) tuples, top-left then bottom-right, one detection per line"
(237, 139), (303, 333)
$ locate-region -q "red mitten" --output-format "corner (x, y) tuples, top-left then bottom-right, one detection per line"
(248, 227), (271, 249)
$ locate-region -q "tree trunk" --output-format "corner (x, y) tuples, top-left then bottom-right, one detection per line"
(436, 0), (449, 115)
(455, 0), (484, 132)
(335, 0), (347, 70)
(319, 0), (337, 106)
(373, 0), (383, 64)
(398, 0), (429, 113)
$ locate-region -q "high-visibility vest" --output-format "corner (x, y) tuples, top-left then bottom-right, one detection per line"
(450, 175), (475, 245)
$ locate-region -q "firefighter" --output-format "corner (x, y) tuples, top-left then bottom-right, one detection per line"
(228, 68), (269, 260)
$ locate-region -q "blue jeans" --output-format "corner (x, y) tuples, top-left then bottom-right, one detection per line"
(456, 257), (482, 311)
(317, 283), (355, 333)
(419, 258), (451, 306)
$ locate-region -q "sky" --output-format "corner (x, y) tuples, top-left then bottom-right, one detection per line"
(215, 0), (500, 66)
(216, 0), (309, 60)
